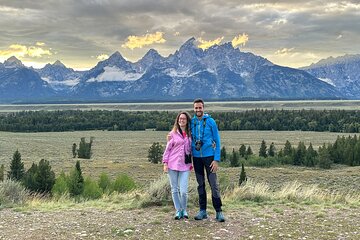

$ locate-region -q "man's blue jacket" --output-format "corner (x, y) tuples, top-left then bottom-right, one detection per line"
(190, 113), (221, 161)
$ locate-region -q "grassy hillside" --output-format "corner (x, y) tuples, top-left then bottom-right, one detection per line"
(1, 130), (359, 193)
(1, 130), (359, 239)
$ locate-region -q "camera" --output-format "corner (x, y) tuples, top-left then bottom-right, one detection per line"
(195, 140), (203, 151)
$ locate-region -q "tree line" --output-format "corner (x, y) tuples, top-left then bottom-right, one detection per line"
(219, 135), (360, 169)
(1, 109), (360, 132)
(147, 135), (360, 169)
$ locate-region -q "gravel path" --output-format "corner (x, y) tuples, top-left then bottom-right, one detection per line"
(1, 205), (359, 239)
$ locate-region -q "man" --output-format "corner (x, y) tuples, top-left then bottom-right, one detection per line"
(191, 98), (225, 222)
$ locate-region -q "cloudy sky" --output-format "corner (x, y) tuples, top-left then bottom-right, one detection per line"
(0, 0), (359, 70)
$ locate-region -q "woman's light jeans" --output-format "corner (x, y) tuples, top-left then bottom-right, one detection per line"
(168, 169), (190, 211)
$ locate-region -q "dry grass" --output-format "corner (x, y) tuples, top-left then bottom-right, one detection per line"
(1, 130), (359, 192)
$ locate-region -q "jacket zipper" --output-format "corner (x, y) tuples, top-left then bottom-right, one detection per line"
(197, 119), (203, 157)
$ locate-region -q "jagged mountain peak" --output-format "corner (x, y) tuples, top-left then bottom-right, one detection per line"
(144, 49), (161, 58)
(53, 60), (66, 68)
(4, 56), (25, 68)
(179, 37), (198, 51)
(108, 51), (125, 60)
(136, 48), (164, 67)
(306, 54), (360, 68)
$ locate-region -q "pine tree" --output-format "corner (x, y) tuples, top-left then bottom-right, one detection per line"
(148, 142), (164, 164)
(268, 142), (276, 157)
(304, 143), (318, 167)
(23, 162), (38, 191)
(36, 159), (56, 193)
(230, 148), (240, 167)
(68, 160), (84, 196)
(239, 144), (246, 157)
(78, 137), (93, 159)
(284, 140), (292, 156)
(72, 143), (77, 158)
(0, 164), (4, 181)
(221, 146), (227, 162)
(259, 140), (267, 158)
(8, 150), (25, 181)
(239, 163), (247, 186)
(294, 142), (306, 166)
(353, 140), (360, 166)
(246, 146), (253, 156)
(318, 144), (332, 169)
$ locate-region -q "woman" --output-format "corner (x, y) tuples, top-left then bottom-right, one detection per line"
(162, 111), (192, 220)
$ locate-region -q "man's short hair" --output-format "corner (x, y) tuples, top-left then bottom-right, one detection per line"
(193, 98), (204, 106)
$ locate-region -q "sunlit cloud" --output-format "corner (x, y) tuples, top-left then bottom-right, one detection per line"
(266, 50), (320, 68)
(122, 32), (166, 50)
(324, 2), (360, 13)
(274, 18), (288, 25)
(97, 54), (109, 60)
(27, 46), (52, 57)
(36, 42), (45, 46)
(197, 37), (224, 50)
(232, 33), (249, 48)
(0, 44), (52, 58)
(275, 48), (295, 56)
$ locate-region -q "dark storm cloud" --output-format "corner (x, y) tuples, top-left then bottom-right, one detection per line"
(0, 0), (359, 68)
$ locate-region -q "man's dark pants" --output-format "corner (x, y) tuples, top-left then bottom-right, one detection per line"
(193, 156), (222, 212)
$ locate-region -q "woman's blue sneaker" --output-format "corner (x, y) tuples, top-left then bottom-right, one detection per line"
(174, 210), (182, 220)
(215, 211), (225, 222)
(194, 210), (207, 220)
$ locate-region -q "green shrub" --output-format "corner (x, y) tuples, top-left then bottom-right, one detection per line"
(52, 172), (69, 198)
(246, 155), (278, 167)
(143, 174), (171, 206)
(142, 174), (198, 207)
(78, 137), (94, 159)
(112, 174), (136, 193)
(82, 177), (102, 199)
(0, 179), (28, 205)
(98, 172), (112, 193)
(23, 159), (55, 194)
(0, 164), (5, 181)
(148, 142), (164, 164)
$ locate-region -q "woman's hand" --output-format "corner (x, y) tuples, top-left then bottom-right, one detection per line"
(163, 164), (168, 173)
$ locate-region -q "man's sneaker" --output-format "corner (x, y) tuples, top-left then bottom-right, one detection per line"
(194, 210), (208, 220)
(182, 210), (189, 219)
(174, 210), (182, 220)
(216, 211), (225, 222)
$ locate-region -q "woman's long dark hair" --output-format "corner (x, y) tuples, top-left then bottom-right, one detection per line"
(172, 111), (191, 137)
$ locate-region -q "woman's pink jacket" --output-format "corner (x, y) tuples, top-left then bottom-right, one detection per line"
(162, 130), (192, 171)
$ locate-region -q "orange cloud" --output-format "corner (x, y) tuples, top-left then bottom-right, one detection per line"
(232, 33), (249, 48)
(197, 37), (224, 50)
(0, 44), (52, 58)
(122, 32), (166, 50)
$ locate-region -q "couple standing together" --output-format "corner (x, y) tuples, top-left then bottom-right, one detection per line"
(162, 98), (225, 222)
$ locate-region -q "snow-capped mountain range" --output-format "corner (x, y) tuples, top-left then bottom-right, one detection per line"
(301, 54), (360, 99)
(0, 37), (358, 103)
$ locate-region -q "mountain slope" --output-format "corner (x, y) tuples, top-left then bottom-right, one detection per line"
(301, 54), (360, 99)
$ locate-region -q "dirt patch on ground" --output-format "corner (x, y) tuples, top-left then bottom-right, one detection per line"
(1, 205), (359, 240)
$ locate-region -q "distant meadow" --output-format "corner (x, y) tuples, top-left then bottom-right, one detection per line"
(1, 100), (360, 113)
